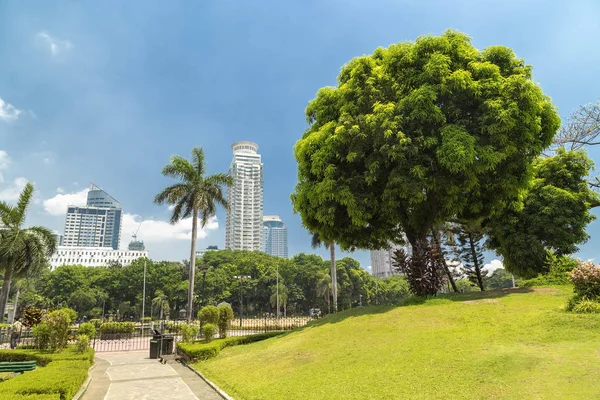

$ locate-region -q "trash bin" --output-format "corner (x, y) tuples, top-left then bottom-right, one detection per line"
(149, 339), (159, 359)
(152, 334), (174, 356)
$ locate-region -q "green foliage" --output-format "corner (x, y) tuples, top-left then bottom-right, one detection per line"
(142, 317), (152, 322)
(449, 223), (487, 290)
(217, 304), (234, 338)
(32, 322), (51, 350)
(391, 247), (444, 296)
(99, 322), (135, 334)
(483, 269), (519, 290)
(523, 254), (578, 287)
(202, 323), (217, 342)
(21, 306), (46, 328)
(180, 324), (200, 343)
(291, 30), (559, 262)
(164, 321), (183, 333)
(178, 332), (283, 361)
(455, 279), (480, 293)
(569, 261), (600, 300)
(89, 319), (101, 329)
(75, 334), (90, 353)
(0, 346), (94, 399)
(45, 309), (75, 351)
(77, 322), (96, 338)
(198, 306), (219, 325)
(571, 299), (600, 314)
(487, 149), (600, 278)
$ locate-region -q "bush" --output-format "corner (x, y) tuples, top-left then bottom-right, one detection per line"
(217, 304), (234, 338)
(202, 323), (217, 342)
(59, 307), (78, 323)
(177, 332), (283, 361)
(180, 324), (200, 343)
(570, 261), (600, 299)
(32, 322), (51, 350)
(46, 310), (74, 351)
(198, 306), (219, 325)
(89, 319), (102, 329)
(99, 322), (135, 334)
(572, 299), (600, 314)
(523, 254), (578, 287)
(76, 334), (91, 353)
(142, 317), (152, 322)
(164, 321), (182, 333)
(565, 295), (582, 311)
(77, 322), (96, 338)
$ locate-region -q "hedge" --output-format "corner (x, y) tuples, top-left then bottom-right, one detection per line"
(99, 322), (135, 334)
(177, 332), (283, 361)
(0, 346), (94, 400)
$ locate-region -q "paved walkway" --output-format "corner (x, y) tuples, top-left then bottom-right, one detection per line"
(83, 351), (222, 400)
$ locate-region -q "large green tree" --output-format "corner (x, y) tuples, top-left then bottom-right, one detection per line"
(291, 30), (560, 271)
(487, 149), (600, 277)
(155, 147), (233, 322)
(0, 183), (57, 322)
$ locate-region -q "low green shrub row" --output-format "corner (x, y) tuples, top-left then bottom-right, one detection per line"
(177, 332), (283, 361)
(0, 346), (94, 399)
(99, 322), (135, 334)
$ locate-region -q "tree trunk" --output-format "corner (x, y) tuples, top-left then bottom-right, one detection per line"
(284, 302), (286, 318)
(330, 243), (337, 313)
(188, 209), (199, 322)
(0, 265), (13, 323)
(432, 231), (459, 293)
(468, 233), (485, 291)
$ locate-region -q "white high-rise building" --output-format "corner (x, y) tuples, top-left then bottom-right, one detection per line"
(50, 247), (148, 270)
(263, 215), (288, 258)
(225, 142), (264, 251)
(370, 242), (410, 279)
(62, 183), (123, 250)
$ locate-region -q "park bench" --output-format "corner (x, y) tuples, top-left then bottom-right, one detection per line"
(0, 360), (37, 373)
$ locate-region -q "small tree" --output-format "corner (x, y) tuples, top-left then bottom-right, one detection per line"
(202, 323), (216, 342)
(450, 223), (486, 291)
(391, 246), (444, 297)
(217, 304), (234, 338)
(46, 308), (76, 351)
(198, 305), (219, 325)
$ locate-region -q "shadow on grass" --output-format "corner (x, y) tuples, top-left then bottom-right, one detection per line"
(289, 287), (535, 332)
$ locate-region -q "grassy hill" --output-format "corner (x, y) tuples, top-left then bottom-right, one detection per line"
(193, 287), (600, 400)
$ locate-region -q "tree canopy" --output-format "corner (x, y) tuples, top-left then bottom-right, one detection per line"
(487, 148), (600, 277)
(291, 30), (560, 255)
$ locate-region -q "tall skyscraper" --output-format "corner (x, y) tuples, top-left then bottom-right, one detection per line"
(62, 183), (123, 250)
(370, 242), (410, 279)
(225, 142), (264, 251)
(263, 215), (288, 258)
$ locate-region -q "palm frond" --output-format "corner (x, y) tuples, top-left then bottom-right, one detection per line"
(25, 226), (58, 256)
(154, 183), (189, 205)
(161, 156), (198, 183)
(191, 147), (206, 176)
(14, 182), (34, 227)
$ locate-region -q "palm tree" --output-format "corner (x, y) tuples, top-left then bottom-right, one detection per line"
(0, 183), (57, 322)
(155, 147), (233, 322)
(316, 273), (332, 314)
(152, 290), (170, 321)
(270, 282), (289, 317)
(311, 233), (337, 312)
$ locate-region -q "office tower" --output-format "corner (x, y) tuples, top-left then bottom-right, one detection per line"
(51, 231), (63, 246)
(50, 247), (148, 270)
(370, 242), (410, 279)
(62, 183), (123, 250)
(263, 215), (288, 258)
(225, 142), (264, 251)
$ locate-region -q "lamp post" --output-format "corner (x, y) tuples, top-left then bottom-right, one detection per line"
(233, 275), (251, 328)
(141, 257), (147, 325)
(276, 264), (279, 322)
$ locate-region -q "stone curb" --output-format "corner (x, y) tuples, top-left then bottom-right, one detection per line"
(179, 359), (235, 400)
(72, 362), (96, 400)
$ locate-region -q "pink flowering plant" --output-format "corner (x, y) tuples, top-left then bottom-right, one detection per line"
(569, 261), (600, 300)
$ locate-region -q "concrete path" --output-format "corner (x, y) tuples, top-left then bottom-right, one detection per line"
(83, 351), (222, 400)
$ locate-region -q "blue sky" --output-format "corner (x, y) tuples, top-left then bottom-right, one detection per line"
(1, 0), (599, 271)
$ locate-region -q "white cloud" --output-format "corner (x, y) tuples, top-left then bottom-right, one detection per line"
(0, 177), (29, 201)
(37, 31), (72, 56)
(42, 188), (89, 215)
(483, 259), (504, 274)
(0, 150), (10, 182)
(0, 97), (23, 122)
(121, 213), (219, 245)
(43, 157), (53, 164)
(56, 187), (64, 194)
(366, 265), (372, 272)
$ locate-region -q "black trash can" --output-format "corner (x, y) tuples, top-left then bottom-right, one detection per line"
(152, 334), (174, 356)
(149, 339), (159, 359)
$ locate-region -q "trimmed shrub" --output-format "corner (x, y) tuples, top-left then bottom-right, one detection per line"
(177, 332), (283, 361)
(202, 323), (217, 342)
(572, 299), (600, 314)
(142, 317), (152, 322)
(33, 322), (51, 350)
(180, 324), (200, 343)
(198, 306), (219, 325)
(165, 321), (183, 333)
(89, 319), (102, 329)
(217, 304), (234, 338)
(570, 261), (600, 300)
(76, 334), (91, 353)
(77, 322), (96, 338)
(99, 322), (135, 335)
(46, 309), (74, 351)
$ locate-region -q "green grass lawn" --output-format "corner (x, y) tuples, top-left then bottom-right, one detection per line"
(193, 287), (600, 400)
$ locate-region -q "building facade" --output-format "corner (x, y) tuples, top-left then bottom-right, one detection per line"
(196, 245), (218, 259)
(62, 184), (122, 250)
(263, 215), (288, 258)
(225, 142), (264, 251)
(50, 246), (148, 270)
(370, 242), (410, 279)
